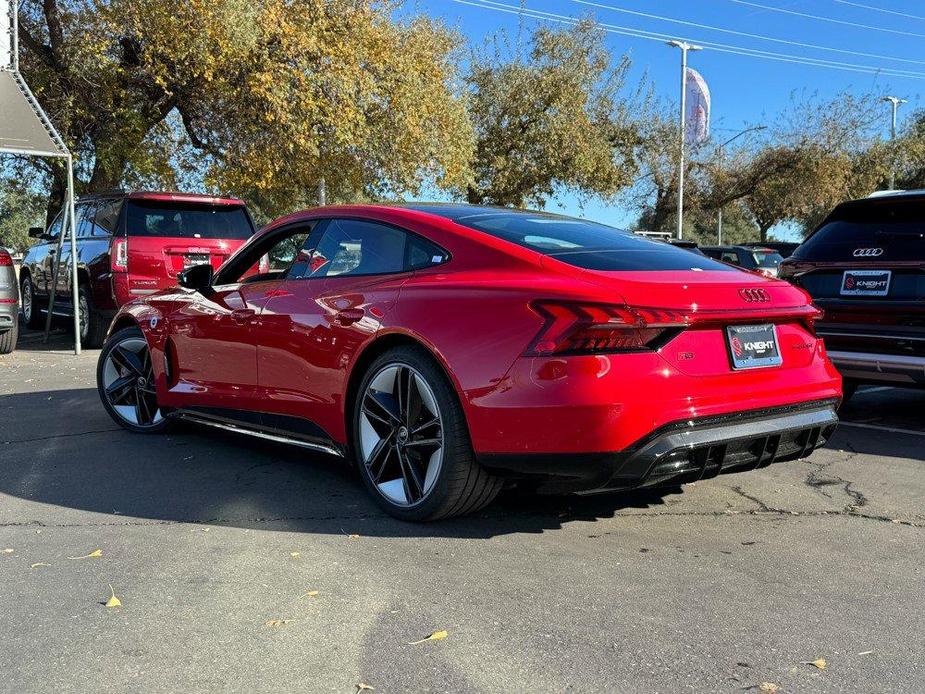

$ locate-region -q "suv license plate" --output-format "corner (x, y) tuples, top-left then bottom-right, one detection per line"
(840, 269), (891, 297)
(184, 254), (210, 269)
(726, 324), (782, 370)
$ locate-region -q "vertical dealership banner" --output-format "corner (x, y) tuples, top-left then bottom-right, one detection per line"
(685, 67), (711, 147)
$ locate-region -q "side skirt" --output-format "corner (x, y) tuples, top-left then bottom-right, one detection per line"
(170, 407), (345, 458)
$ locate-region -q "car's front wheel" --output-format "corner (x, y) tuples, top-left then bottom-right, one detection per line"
(97, 326), (171, 433)
(352, 346), (501, 521)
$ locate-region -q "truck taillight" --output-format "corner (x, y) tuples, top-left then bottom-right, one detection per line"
(525, 301), (687, 356)
(0, 251), (12, 266)
(111, 238), (128, 272)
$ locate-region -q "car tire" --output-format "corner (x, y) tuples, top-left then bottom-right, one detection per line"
(840, 378), (859, 407)
(352, 345), (502, 521)
(20, 275), (43, 329)
(97, 326), (172, 434)
(0, 323), (17, 354)
(77, 283), (108, 348)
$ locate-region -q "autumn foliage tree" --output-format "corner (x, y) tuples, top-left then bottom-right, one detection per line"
(16, 0), (473, 219)
(463, 21), (642, 208)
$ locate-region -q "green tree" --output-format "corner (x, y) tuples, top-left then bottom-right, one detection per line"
(17, 0), (473, 219)
(0, 185), (45, 254)
(463, 21), (642, 207)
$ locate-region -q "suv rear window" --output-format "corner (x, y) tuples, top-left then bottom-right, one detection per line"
(446, 211), (731, 272)
(751, 250), (783, 268)
(125, 200), (254, 240)
(794, 199), (925, 261)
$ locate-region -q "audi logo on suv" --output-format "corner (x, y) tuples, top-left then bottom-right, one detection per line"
(739, 287), (771, 302)
(853, 248), (884, 257)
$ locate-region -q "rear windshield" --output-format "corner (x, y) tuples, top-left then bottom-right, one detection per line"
(751, 250), (784, 268)
(447, 211), (733, 272)
(794, 199), (925, 261)
(125, 200), (254, 239)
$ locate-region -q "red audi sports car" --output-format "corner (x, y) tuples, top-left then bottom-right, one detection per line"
(97, 204), (841, 520)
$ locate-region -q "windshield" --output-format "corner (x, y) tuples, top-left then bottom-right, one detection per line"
(751, 250), (784, 268)
(125, 200), (254, 240)
(430, 209), (733, 272)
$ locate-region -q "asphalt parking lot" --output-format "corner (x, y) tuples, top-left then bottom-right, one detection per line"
(1, 330), (923, 693)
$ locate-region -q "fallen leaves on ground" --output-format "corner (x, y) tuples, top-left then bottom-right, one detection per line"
(69, 549), (103, 560)
(290, 552), (300, 559)
(30, 562), (51, 569)
(105, 585), (121, 608)
(2, 548), (13, 554)
(409, 630), (448, 645)
(265, 619), (294, 627)
(301, 590), (319, 598)
(348, 534), (360, 540)
(758, 683), (779, 693)
(802, 658), (827, 670)
(356, 684), (374, 692)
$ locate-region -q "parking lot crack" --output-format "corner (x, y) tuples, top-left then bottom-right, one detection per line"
(802, 443), (868, 512)
(4, 428), (122, 445)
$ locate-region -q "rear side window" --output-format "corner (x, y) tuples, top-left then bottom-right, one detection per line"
(93, 199), (122, 237)
(751, 250), (783, 268)
(450, 212), (732, 272)
(794, 199), (925, 261)
(124, 200), (254, 240)
(76, 203), (96, 238)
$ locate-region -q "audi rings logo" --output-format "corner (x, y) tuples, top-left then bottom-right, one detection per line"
(853, 247), (884, 257)
(739, 287), (771, 303)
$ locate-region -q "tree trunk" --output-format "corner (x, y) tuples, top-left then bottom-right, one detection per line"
(45, 163), (67, 226)
(760, 224), (771, 243)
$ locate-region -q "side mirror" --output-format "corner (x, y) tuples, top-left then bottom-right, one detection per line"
(177, 263), (214, 293)
(28, 227), (46, 239)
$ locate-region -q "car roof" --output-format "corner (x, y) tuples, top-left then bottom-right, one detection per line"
(78, 190), (245, 206)
(259, 202), (608, 235)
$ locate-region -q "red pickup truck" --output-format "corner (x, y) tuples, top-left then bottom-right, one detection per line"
(19, 191), (257, 347)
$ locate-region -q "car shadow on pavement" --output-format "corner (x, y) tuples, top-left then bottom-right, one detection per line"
(0, 387), (692, 538)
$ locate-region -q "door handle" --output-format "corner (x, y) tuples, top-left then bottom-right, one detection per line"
(231, 308), (256, 324)
(336, 308), (365, 325)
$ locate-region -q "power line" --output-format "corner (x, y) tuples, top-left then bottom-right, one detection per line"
(727, 0), (925, 39)
(832, 0), (925, 22)
(450, 0), (925, 79)
(571, 0), (925, 67)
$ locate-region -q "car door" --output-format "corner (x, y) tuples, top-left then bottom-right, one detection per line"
(163, 224), (316, 414)
(35, 211), (63, 295)
(256, 218), (431, 440)
(56, 202), (95, 302)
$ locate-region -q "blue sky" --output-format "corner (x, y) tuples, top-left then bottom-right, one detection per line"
(414, 0), (925, 238)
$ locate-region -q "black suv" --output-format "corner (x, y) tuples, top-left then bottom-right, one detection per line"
(779, 191), (925, 399)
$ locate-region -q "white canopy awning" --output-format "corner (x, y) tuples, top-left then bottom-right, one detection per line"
(0, 70), (67, 158)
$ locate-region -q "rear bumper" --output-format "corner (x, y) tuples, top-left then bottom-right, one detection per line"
(479, 400), (839, 493)
(827, 349), (925, 386)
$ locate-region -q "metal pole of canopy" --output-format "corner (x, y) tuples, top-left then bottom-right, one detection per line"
(67, 155), (80, 354)
(42, 177), (69, 341)
(40, 155), (80, 354)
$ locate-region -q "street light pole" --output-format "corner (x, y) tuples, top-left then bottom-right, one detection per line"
(881, 96), (907, 190)
(667, 40), (702, 241)
(716, 125), (767, 245)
